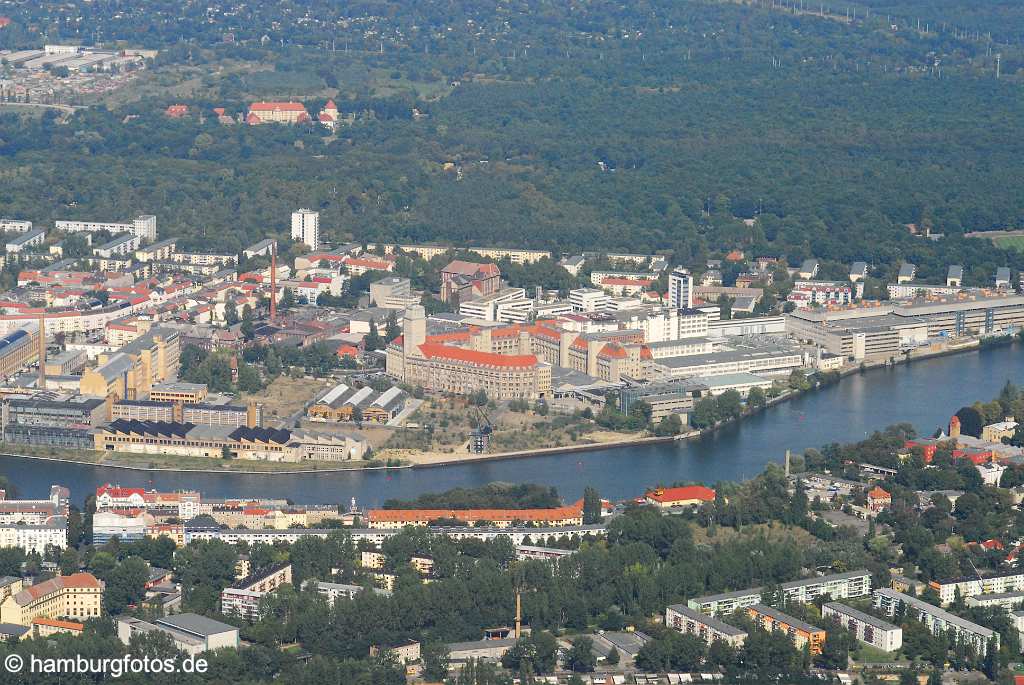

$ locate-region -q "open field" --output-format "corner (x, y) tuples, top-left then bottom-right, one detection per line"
(240, 374), (335, 424)
(994, 235), (1024, 252)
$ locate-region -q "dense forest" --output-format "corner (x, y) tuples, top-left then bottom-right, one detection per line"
(1, 0), (1023, 280)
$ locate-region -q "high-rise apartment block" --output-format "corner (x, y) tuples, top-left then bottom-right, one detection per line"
(291, 209), (320, 251)
(669, 267), (693, 309)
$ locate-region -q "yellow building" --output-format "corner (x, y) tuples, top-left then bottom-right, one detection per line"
(80, 327), (180, 400)
(148, 382), (208, 404)
(0, 573), (104, 626)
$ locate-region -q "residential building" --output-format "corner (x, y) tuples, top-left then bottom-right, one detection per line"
(56, 215), (157, 241)
(291, 209), (320, 251)
(117, 614), (238, 655)
(243, 239), (276, 259)
(309, 581), (390, 606)
(370, 640), (420, 663)
(798, 259), (820, 280)
(515, 545), (576, 562)
(947, 265), (964, 288)
(32, 617), (84, 638)
(669, 268), (693, 309)
(849, 262), (868, 282)
(220, 563), (292, 620)
(688, 570), (872, 616)
(996, 267), (1011, 290)
(965, 591), (1024, 610)
(928, 569), (1024, 606)
(874, 588), (997, 656)
(822, 602), (902, 652)
(6, 228), (45, 254)
(666, 604), (747, 647)
(93, 233), (141, 258)
(747, 604), (825, 654)
(0, 573), (103, 626)
(0, 517), (67, 554)
(0, 220), (33, 233)
(134, 238), (177, 262)
(897, 263), (917, 283)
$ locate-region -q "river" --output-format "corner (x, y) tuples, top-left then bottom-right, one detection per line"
(2, 344), (1023, 507)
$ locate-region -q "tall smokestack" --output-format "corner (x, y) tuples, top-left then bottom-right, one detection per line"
(37, 315), (46, 390)
(270, 242), (277, 321)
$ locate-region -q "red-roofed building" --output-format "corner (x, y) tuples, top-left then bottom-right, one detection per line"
(32, 617), (85, 637)
(644, 486), (716, 509)
(247, 101), (309, 124)
(867, 486), (891, 513)
(342, 255), (395, 276)
(2, 573), (103, 625)
(337, 344), (360, 359)
(0, 17), (12, 28)
(440, 260), (501, 302)
(165, 104), (188, 118)
(96, 484), (146, 510)
(246, 112), (262, 125)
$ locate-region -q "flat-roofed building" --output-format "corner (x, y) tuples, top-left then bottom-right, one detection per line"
(965, 590), (1024, 610)
(874, 588), (997, 656)
(220, 563), (292, 620)
(747, 604), (826, 654)
(666, 604), (747, 647)
(822, 601), (902, 652)
(929, 569), (1024, 606)
(93, 233), (141, 258)
(687, 570), (871, 616)
(117, 613), (238, 655)
(148, 381), (207, 404)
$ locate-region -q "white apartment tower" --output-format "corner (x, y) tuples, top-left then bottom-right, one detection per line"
(669, 267), (693, 310)
(291, 209), (320, 251)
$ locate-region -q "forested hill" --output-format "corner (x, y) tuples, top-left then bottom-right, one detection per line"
(0, 0), (1022, 279)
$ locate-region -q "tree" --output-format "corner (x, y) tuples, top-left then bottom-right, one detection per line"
(582, 486), (602, 524)
(385, 311), (401, 342)
(716, 389), (743, 420)
(364, 321), (384, 351)
(265, 347), (282, 376)
(224, 299), (240, 325)
(605, 646), (620, 666)
(654, 413), (683, 436)
(692, 397), (719, 429)
(565, 636), (596, 673)
(747, 386), (767, 409)
(103, 556), (149, 613)
(422, 642), (450, 682)
(279, 287), (295, 311)
(954, 405), (984, 438)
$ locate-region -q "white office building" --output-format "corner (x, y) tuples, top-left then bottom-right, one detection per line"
(569, 288), (610, 313)
(669, 267), (693, 310)
(822, 602), (902, 652)
(291, 209), (320, 251)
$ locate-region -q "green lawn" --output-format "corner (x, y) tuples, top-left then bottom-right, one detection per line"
(993, 235), (1024, 252)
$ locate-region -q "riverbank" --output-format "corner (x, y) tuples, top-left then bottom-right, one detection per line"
(0, 335), (1006, 476)
(0, 444), (396, 474)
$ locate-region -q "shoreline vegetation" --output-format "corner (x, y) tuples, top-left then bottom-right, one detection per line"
(0, 335), (1006, 475)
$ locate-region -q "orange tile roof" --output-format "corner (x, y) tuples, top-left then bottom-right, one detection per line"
(250, 101), (308, 112)
(867, 486), (890, 500)
(599, 343), (627, 359)
(417, 343), (538, 369)
(32, 617), (84, 631)
(645, 486), (716, 503)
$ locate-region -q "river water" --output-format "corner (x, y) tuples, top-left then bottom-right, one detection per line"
(2, 345), (1023, 507)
